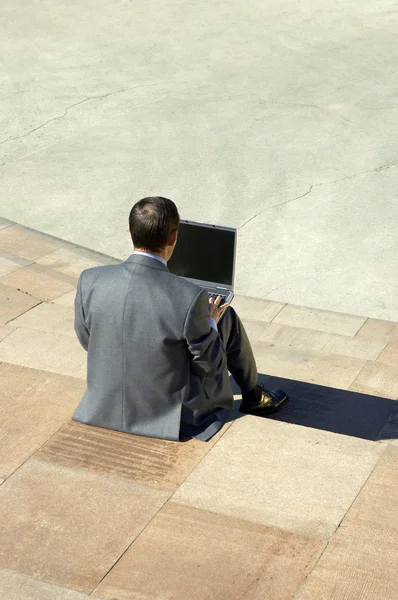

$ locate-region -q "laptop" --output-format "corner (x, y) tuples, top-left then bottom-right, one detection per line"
(167, 219), (237, 304)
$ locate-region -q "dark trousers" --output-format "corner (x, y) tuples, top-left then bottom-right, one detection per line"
(217, 306), (258, 394)
(180, 307), (258, 441)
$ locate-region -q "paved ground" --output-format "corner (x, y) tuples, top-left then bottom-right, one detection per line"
(1, 0), (398, 320)
(1, 219), (398, 599)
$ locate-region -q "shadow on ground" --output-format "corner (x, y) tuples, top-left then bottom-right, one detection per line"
(229, 375), (396, 442)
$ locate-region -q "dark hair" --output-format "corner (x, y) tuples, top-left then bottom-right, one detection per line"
(129, 197), (180, 252)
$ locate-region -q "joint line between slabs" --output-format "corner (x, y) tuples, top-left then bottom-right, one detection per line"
(88, 427), (231, 594)
(88, 494), (169, 595)
(295, 443), (388, 596)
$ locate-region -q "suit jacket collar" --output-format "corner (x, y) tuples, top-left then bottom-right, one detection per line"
(125, 253), (169, 272)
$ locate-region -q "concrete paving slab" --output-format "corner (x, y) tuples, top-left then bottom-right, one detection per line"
(0, 259), (24, 278)
(273, 304), (366, 336)
(0, 219), (14, 230)
(0, 459), (169, 592)
(257, 321), (386, 360)
(0, 328), (86, 378)
(377, 343), (398, 366)
(36, 420), (229, 492)
(0, 225), (66, 261)
(53, 291), (76, 308)
(0, 325), (15, 341)
(172, 417), (386, 539)
(252, 341), (366, 388)
(356, 318), (398, 343)
(1, 264), (76, 301)
(345, 446), (398, 528)
(0, 254), (31, 277)
(0, 282), (40, 325)
(94, 502), (324, 600)
(36, 247), (109, 278)
(239, 172), (398, 321)
(297, 522), (398, 599)
(240, 318), (268, 343)
(296, 447), (398, 600)
(0, 569), (96, 600)
(0, 363), (85, 478)
(350, 361), (398, 399)
(10, 302), (75, 336)
(232, 296), (285, 322)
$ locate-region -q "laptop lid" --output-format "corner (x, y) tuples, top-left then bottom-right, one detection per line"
(167, 220), (237, 291)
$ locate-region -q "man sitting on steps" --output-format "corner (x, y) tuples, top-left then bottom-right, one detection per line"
(73, 196), (288, 441)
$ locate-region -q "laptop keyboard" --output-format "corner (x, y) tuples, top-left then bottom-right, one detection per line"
(208, 292), (228, 301)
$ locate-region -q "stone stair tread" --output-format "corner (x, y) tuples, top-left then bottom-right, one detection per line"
(241, 317), (386, 361)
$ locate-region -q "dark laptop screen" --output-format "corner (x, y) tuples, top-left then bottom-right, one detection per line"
(168, 222), (236, 286)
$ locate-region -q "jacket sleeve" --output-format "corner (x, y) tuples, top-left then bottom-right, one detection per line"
(74, 273), (90, 351)
(183, 290), (227, 377)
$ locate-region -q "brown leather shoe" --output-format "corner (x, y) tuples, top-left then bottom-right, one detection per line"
(240, 384), (288, 416)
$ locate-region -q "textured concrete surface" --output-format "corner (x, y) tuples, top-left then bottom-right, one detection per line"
(356, 318), (398, 343)
(377, 343), (398, 365)
(35, 247), (108, 278)
(9, 302), (75, 336)
(0, 459), (169, 592)
(0, 325), (15, 341)
(252, 341), (366, 388)
(94, 503), (324, 600)
(0, 225), (66, 261)
(350, 361), (398, 399)
(0, 254), (31, 277)
(1, 1), (398, 320)
(0, 282), (40, 325)
(172, 417), (386, 539)
(273, 305), (366, 336)
(297, 447), (398, 600)
(1, 264), (76, 301)
(0, 224), (397, 599)
(36, 420), (230, 492)
(257, 321), (386, 360)
(0, 363), (85, 478)
(53, 290), (79, 308)
(0, 328), (86, 378)
(0, 570), (95, 600)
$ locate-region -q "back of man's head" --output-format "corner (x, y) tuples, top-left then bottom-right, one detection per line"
(129, 197), (180, 252)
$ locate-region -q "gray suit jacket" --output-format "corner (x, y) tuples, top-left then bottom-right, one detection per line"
(73, 253), (234, 441)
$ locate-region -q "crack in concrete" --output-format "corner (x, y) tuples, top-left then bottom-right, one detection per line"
(0, 86), (139, 146)
(239, 159), (398, 230)
(355, 104), (398, 110)
(239, 185), (314, 230)
(319, 75), (375, 98)
(257, 99), (354, 124)
(261, 283), (286, 298)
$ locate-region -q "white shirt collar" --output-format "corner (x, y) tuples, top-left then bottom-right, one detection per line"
(133, 250), (167, 266)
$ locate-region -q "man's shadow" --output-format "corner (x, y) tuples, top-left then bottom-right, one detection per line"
(226, 374), (397, 442)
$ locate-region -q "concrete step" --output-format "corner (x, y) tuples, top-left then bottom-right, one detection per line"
(241, 318), (386, 361)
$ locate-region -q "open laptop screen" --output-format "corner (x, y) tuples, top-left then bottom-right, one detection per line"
(168, 221), (236, 286)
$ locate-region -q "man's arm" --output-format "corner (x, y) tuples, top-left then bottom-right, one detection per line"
(74, 274), (90, 351)
(184, 290), (227, 377)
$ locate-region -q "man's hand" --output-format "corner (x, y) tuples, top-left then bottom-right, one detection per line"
(209, 295), (231, 323)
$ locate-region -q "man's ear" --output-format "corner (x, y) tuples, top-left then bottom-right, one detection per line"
(168, 230), (178, 246)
